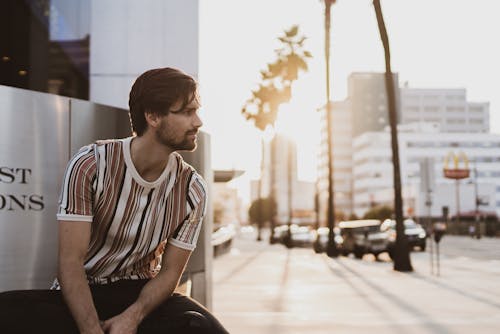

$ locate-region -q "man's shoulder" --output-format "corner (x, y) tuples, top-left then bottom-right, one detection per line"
(94, 138), (124, 149)
(174, 154), (207, 192)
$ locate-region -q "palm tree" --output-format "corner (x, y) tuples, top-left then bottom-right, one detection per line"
(321, 0), (339, 257)
(242, 26), (311, 243)
(373, 0), (413, 271)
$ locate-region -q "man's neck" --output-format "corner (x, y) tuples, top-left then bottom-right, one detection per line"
(130, 135), (174, 182)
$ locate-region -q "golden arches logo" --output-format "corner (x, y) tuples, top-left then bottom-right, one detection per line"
(443, 151), (469, 170)
(443, 151), (470, 179)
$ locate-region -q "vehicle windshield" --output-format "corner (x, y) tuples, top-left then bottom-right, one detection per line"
(404, 220), (418, 228)
(384, 220), (419, 229)
(342, 225), (381, 235)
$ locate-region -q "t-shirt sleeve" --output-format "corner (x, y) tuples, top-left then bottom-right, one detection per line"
(168, 173), (208, 251)
(57, 144), (97, 222)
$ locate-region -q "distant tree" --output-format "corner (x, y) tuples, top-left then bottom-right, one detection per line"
(335, 210), (346, 222)
(242, 25), (311, 242)
(248, 197), (277, 226)
(348, 213), (359, 221)
(373, 0), (412, 271)
(363, 205), (393, 221)
(213, 201), (224, 226)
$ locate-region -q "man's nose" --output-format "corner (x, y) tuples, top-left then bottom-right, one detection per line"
(193, 113), (203, 128)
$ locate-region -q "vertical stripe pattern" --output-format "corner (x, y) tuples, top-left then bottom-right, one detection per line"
(56, 137), (207, 285)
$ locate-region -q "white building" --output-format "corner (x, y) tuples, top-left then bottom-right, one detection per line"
(316, 73), (493, 221)
(348, 72), (400, 137)
(89, 0), (199, 108)
(317, 100), (354, 224)
(352, 127), (500, 218)
(253, 134), (316, 224)
(401, 86), (489, 133)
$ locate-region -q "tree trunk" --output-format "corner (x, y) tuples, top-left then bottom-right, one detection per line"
(257, 138), (265, 241)
(285, 141), (294, 248)
(269, 136), (277, 244)
(324, 0), (338, 257)
(373, 0), (413, 271)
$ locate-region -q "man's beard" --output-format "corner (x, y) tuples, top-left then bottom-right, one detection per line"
(155, 124), (197, 152)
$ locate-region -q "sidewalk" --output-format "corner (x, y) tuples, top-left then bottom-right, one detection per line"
(212, 229), (500, 334)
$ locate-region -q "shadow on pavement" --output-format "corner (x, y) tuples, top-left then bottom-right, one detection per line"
(322, 256), (405, 334)
(410, 272), (500, 310)
(325, 256), (453, 334)
(214, 248), (267, 285)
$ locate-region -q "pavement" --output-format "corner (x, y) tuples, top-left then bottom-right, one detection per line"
(212, 228), (500, 334)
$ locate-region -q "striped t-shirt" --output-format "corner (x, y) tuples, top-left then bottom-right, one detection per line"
(56, 136), (207, 285)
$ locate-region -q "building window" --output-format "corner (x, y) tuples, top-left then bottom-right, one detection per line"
(424, 106), (439, 113)
(448, 119), (466, 124)
(446, 107), (465, 113)
(469, 107), (484, 113)
(0, 0), (90, 99)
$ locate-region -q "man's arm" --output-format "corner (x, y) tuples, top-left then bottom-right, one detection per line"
(101, 243), (192, 334)
(58, 220), (104, 334)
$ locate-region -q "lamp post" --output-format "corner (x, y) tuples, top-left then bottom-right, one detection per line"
(443, 151), (470, 228)
(473, 161), (481, 239)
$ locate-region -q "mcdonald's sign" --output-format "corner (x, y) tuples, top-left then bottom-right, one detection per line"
(443, 151), (470, 179)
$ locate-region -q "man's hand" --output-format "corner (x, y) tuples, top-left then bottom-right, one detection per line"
(101, 307), (142, 334)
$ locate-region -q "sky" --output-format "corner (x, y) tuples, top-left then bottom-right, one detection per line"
(198, 0), (500, 201)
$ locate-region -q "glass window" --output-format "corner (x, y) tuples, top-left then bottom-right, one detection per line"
(0, 0), (90, 99)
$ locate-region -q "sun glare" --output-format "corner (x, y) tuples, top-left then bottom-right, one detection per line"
(275, 98), (321, 182)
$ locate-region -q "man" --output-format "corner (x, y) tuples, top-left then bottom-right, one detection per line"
(0, 68), (228, 333)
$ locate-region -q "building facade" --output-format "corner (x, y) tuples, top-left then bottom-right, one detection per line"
(254, 134), (316, 224)
(317, 100), (354, 225)
(349, 72), (400, 137)
(316, 73), (495, 222)
(352, 129), (500, 218)
(401, 86), (489, 133)
(1, 0), (199, 109)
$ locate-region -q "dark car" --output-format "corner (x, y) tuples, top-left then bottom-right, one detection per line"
(314, 220), (389, 259)
(381, 219), (427, 255)
(312, 227), (343, 253)
(338, 220), (389, 259)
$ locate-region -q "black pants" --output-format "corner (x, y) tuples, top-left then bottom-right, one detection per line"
(0, 280), (228, 334)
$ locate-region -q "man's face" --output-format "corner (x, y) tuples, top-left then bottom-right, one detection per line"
(154, 95), (202, 151)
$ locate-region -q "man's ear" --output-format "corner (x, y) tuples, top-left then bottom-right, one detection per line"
(145, 111), (161, 129)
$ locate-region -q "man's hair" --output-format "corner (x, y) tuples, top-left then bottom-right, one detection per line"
(128, 67), (199, 136)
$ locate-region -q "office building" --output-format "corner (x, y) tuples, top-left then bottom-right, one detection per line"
(352, 127), (500, 218)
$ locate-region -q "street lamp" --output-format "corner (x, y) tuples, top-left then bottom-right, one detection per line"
(443, 151), (470, 227)
(471, 160), (481, 239)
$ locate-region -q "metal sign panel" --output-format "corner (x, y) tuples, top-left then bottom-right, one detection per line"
(70, 99), (131, 154)
(0, 86), (70, 291)
(1, 86), (212, 308)
(181, 132), (213, 309)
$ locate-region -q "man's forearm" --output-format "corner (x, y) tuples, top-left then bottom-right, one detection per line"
(59, 263), (103, 333)
(122, 269), (181, 323)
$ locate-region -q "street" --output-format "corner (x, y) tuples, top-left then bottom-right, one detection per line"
(212, 228), (500, 334)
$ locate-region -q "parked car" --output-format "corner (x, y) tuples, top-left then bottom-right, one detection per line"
(314, 220), (389, 259)
(312, 227), (343, 253)
(273, 224), (315, 248)
(381, 218), (427, 254)
(338, 219), (389, 259)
